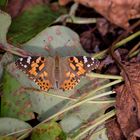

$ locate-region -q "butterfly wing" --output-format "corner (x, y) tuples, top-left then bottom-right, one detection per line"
(59, 64), (80, 91)
(15, 56), (55, 91)
(67, 56), (99, 76)
(59, 56), (99, 91)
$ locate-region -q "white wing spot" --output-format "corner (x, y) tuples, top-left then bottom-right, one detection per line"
(27, 56), (31, 64)
(87, 64), (90, 67)
(83, 56), (88, 63)
(24, 65), (27, 68)
(20, 62), (23, 66)
(91, 58), (94, 61)
(20, 58), (23, 61)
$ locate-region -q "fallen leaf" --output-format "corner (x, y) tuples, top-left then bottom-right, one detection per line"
(133, 128), (140, 137)
(59, 0), (140, 29)
(80, 29), (100, 53)
(59, 0), (72, 6)
(106, 118), (125, 140)
(115, 62), (140, 139)
(96, 18), (116, 36)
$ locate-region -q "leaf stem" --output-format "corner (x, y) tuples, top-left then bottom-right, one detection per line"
(6, 128), (31, 137)
(85, 79), (122, 98)
(18, 76), (121, 140)
(43, 90), (116, 103)
(128, 41), (140, 58)
(87, 73), (123, 80)
(40, 80), (121, 122)
(73, 110), (115, 140)
(93, 31), (140, 59)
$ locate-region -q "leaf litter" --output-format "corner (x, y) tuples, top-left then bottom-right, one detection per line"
(109, 62), (140, 140)
(59, 0), (140, 29)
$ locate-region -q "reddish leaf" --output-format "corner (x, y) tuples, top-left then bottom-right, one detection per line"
(106, 118), (125, 140)
(59, 0), (140, 29)
(115, 62), (140, 139)
(80, 29), (100, 53)
(7, 0), (49, 17)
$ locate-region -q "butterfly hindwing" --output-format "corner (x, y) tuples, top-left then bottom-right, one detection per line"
(59, 69), (80, 91)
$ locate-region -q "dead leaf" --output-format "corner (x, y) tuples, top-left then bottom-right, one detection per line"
(105, 64), (120, 75)
(115, 62), (140, 139)
(96, 18), (116, 36)
(59, 0), (72, 5)
(80, 29), (100, 53)
(59, 0), (140, 29)
(106, 118), (125, 140)
(133, 128), (140, 137)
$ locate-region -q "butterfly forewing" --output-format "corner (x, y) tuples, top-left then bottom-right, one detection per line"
(67, 56), (99, 76)
(15, 56), (54, 91)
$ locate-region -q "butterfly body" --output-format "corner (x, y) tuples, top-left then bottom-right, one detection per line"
(15, 56), (99, 91)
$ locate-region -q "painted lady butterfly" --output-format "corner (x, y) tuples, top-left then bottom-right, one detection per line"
(15, 56), (99, 91)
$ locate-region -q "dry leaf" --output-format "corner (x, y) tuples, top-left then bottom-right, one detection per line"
(80, 29), (100, 53)
(106, 118), (125, 140)
(59, 0), (140, 29)
(115, 62), (140, 139)
(59, 0), (72, 5)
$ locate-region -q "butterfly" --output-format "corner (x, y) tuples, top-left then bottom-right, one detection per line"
(15, 56), (99, 91)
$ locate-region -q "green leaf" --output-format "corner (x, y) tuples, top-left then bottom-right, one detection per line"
(60, 79), (112, 133)
(8, 5), (66, 45)
(0, 136), (16, 140)
(0, 117), (31, 137)
(0, 10), (11, 45)
(31, 77), (99, 119)
(0, 0), (8, 7)
(22, 25), (89, 57)
(1, 69), (34, 120)
(31, 122), (66, 140)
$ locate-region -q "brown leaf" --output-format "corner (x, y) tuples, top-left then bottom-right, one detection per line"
(59, 0), (72, 5)
(96, 18), (116, 36)
(115, 62), (140, 139)
(59, 0), (140, 29)
(133, 128), (140, 137)
(80, 29), (100, 53)
(105, 64), (120, 75)
(106, 118), (126, 140)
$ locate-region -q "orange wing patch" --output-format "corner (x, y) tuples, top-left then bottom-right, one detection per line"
(29, 57), (46, 76)
(60, 71), (80, 91)
(35, 71), (52, 91)
(68, 57), (86, 76)
(35, 76), (52, 91)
